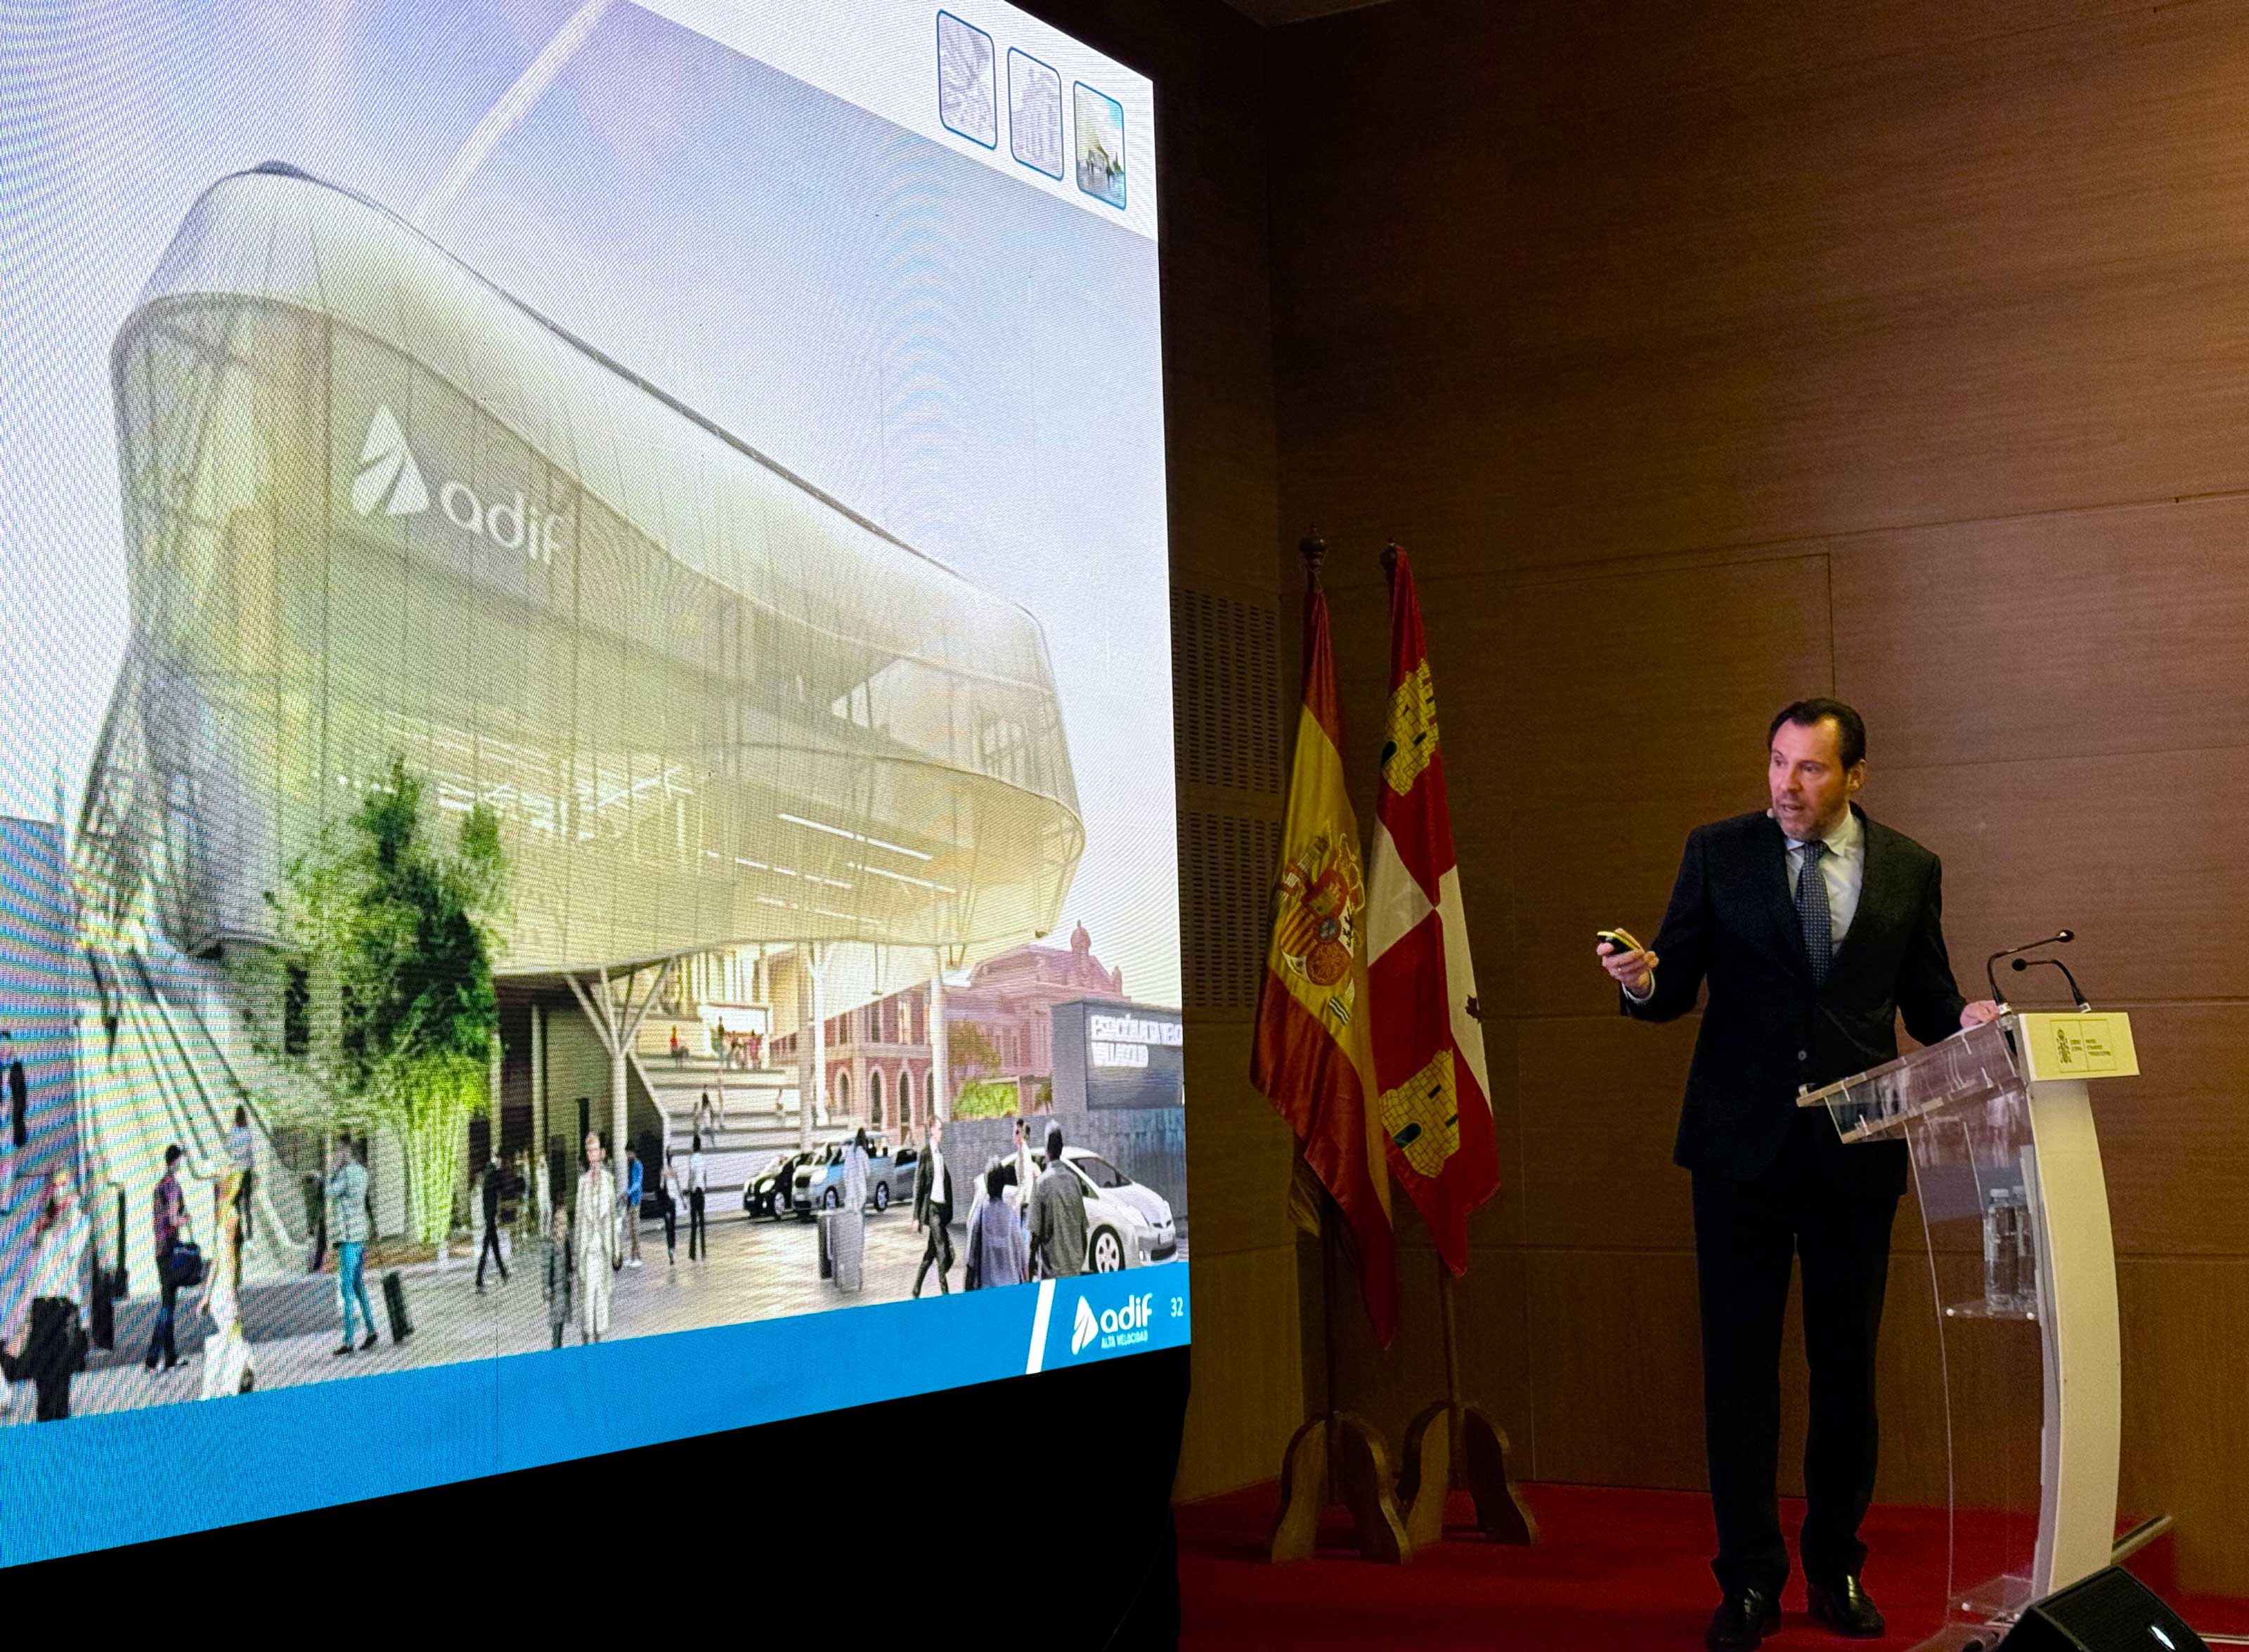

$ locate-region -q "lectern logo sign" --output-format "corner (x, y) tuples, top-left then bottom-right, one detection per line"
(351, 405), (429, 518)
(1070, 1295), (1099, 1355)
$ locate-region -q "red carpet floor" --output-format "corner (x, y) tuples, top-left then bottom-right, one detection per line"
(1178, 1482), (2249, 1650)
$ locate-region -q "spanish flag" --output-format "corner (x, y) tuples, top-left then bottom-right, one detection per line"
(1366, 545), (1498, 1275)
(1252, 571), (1399, 1346)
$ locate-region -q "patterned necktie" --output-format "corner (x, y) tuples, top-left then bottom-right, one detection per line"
(1795, 838), (1833, 987)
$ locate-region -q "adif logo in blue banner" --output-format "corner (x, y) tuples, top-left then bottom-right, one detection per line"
(1071, 1291), (1153, 1357)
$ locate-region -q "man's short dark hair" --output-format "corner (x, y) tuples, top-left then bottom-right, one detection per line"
(1046, 1124), (1065, 1160)
(1769, 698), (1867, 770)
(164, 1144), (183, 1166)
(987, 1162), (1006, 1202)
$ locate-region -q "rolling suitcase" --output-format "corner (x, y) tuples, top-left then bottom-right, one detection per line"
(382, 1269), (414, 1344)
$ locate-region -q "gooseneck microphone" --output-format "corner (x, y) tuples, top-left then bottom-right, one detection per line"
(2011, 954), (2092, 1013)
(1985, 929), (2075, 1009)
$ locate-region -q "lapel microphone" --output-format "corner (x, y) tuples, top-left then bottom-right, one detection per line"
(1984, 929), (2074, 1010)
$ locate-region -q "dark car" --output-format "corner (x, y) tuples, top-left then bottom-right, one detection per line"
(744, 1150), (813, 1219)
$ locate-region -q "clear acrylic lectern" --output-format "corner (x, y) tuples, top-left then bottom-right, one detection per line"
(1798, 1010), (2139, 1651)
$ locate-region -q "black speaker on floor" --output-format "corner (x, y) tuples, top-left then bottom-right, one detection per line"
(1996, 1566), (2209, 1651)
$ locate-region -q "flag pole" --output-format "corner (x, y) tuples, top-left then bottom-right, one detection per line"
(1269, 531), (1409, 1567)
(1397, 989), (1539, 1549)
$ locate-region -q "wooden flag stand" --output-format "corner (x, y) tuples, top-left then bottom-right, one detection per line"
(1269, 1197), (1411, 1564)
(1396, 1254), (1539, 1548)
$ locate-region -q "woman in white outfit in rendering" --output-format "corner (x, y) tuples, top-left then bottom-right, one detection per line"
(574, 1133), (618, 1344)
(200, 1166), (255, 1398)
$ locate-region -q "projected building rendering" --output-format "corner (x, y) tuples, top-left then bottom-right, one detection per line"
(85, 163), (1084, 978)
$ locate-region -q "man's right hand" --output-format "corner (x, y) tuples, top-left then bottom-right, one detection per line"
(1596, 940), (1658, 999)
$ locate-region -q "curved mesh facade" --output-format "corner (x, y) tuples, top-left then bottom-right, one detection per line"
(97, 167), (1082, 973)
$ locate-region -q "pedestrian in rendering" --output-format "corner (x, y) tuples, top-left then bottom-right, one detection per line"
(1010, 1117), (1037, 1235)
(844, 1129), (871, 1211)
(1028, 1124), (1088, 1280)
(143, 1143), (190, 1372)
(661, 1150), (682, 1266)
(0, 1029), (27, 1215)
(912, 1116), (956, 1297)
(200, 1168), (254, 1398)
(3, 1166), (90, 1420)
(623, 1144), (644, 1268)
(534, 1147), (554, 1237)
(543, 1204), (573, 1349)
(668, 1026), (685, 1068)
(328, 1140), (380, 1355)
(226, 1103), (256, 1244)
(476, 1151), (510, 1292)
(694, 1090), (715, 1143)
(574, 1133), (618, 1343)
(966, 1162), (1028, 1292)
(687, 1134), (708, 1262)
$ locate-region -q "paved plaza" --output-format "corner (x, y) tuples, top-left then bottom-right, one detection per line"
(12, 1202), (1188, 1424)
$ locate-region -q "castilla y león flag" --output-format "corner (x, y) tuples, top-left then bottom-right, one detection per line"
(1366, 545), (1498, 1275)
(1252, 579), (1398, 1346)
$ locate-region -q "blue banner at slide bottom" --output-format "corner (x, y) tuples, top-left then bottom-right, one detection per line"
(0, 1268), (1191, 1566)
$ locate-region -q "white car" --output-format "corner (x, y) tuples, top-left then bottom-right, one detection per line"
(972, 1145), (1178, 1273)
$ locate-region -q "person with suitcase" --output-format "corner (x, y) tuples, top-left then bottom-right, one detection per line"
(143, 1144), (190, 1372)
(326, 1140), (378, 1356)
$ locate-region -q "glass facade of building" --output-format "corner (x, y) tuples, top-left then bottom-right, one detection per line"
(91, 166), (1082, 975)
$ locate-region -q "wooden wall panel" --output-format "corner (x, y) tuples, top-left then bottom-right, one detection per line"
(1519, 1015), (1698, 1251)
(1525, 1248), (1711, 1488)
(1832, 497), (2249, 772)
(2092, 1006), (2249, 1258)
(1174, 1244), (1307, 1502)
(1503, 557), (1832, 1019)
(1181, 1013), (1302, 1262)
(2117, 1258), (2249, 1594)
(1273, 1), (2249, 583)
(1872, 750), (2249, 1010)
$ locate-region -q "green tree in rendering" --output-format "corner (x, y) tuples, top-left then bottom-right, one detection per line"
(250, 757), (508, 1245)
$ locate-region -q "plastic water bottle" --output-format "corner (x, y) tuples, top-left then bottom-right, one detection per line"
(1983, 1188), (2018, 1312)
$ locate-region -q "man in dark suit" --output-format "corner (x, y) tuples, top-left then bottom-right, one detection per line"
(912, 1114), (956, 1297)
(1600, 698), (1998, 1651)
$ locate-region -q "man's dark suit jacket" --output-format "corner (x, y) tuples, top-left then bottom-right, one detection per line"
(1623, 805), (1968, 1198)
(914, 1152), (954, 1227)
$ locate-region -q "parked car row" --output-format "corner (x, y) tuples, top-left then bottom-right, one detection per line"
(729, 1140), (1180, 1275)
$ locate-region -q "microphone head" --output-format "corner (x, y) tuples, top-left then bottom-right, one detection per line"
(2011, 957), (2029, 972)
(2054, 929), (2074, 943)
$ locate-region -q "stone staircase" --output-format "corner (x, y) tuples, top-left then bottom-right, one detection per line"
(637, 1053), (829, 1194)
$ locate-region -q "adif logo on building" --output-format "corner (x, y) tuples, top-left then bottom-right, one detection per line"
(349, 405), (564, 564)
(351, 406), (428, 517)
(1070, 1292), (1153, 1357)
